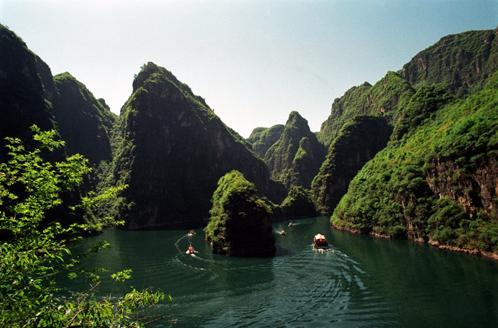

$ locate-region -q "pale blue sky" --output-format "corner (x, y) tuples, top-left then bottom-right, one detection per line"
(1, 0), (497, 137)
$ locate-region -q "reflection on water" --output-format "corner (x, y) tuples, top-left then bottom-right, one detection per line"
(64, 217), (498, 328)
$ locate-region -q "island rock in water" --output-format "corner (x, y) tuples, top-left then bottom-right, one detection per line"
(205, 170), (275, 257)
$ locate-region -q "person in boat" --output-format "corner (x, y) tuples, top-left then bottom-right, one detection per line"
(186, 244), (198, 255)
(313, 233), (328, 248)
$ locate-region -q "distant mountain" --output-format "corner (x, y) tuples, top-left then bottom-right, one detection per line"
(264, 111), (325, 189)
(113, 63), (285, 229)
(53, 72), (116, 164)
(247, 124), (284, 158)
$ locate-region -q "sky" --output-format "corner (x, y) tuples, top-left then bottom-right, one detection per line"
(1, 0), (497, 137)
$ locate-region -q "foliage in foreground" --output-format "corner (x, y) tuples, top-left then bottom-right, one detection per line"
(0, 126), (167, 327)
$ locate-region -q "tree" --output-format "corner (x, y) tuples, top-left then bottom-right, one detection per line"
(0, 126), (168, 327)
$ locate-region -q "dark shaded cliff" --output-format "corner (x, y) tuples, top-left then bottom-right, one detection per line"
(0, 24), (56, 155)
(53, 73), (116, 164)
(114, 63), (285, 229)
(312, 117), (392, 214)
(247, 124), (284, 158)
(264, 111), (325, 188)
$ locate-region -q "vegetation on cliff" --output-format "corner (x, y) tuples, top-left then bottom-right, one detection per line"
(264, 111), (325, 188)
(205, 170), (275, 257)
(318, 72), (414, 147)
(332, 72), (498, 255)
(401, 28), (498, 95)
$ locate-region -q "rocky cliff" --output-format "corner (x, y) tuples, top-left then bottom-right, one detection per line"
(0, 24), (56, 156)
(401, 28), (498, 94)
(312, 117), (392, 214)
(332, 71), (498, 257)
(318, 72), (414, 147)
(264, 111), (325, 188)
(53, 73), (116, 164)
(113, 62), (285, 229)
(310, 27), (498, 258)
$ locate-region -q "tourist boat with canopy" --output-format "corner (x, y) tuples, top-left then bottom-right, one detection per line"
(313, 234), (328, 248)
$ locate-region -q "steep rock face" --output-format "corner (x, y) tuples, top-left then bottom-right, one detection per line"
(318, 72), (414, 146)
(53, 73), (116, 164)
(264, 111), (325, 188)
(205, 171), (275, 257)
(0, 24), (55, 155)
(401, 28), (498, 94)
(246, 124), (284, 158)
(114, 63), (285, 229)
(312, 117), (392, 214)
(426, 157), (497, 217)
(332, 71), (498, 257)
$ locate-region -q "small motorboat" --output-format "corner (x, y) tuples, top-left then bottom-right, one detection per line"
(278, 229), (286, 236)
(186, 245), (198, 255)
(187, 230), (196, 238)
(313, 234), (328, 248)
(288, 221), (296, 227)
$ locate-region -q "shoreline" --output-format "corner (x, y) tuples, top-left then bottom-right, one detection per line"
(332, 223), (498, 261)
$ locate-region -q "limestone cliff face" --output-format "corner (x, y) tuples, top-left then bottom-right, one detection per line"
(53, 73), (116, 164)
(312, 117), (392, 214)
(0, 24), (56, 155)
(427, 156), (498, 217)
(401, 28), (498, 93)
(246, 124), (284, 158)
(264, 111), (325, 189)
(114, 63), (285, 229)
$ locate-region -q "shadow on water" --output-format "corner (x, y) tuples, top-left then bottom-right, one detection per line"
(63, 216), (498, 328)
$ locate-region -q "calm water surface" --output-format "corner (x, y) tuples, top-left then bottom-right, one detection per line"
(66, 216), (498, 327)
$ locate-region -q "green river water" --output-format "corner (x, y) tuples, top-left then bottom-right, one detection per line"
(67, 216), (498, 327)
